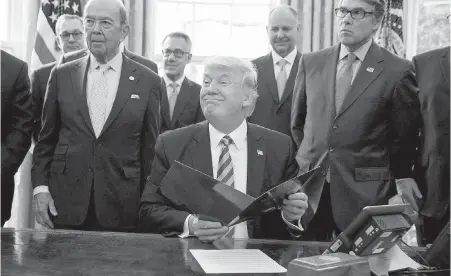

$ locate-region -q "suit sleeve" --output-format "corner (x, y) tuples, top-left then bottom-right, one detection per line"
(389, 63), (421, 179)
(291, 56), (307, 148)
(138, 135), (190, 235)
(1, 61), (33, 176)
(31, 66), (61, 188)
(140, 74), (161, 192)
(30, 70), (43, 143)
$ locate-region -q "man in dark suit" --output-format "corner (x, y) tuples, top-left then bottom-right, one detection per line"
(31, 14), (87, 142)
(291, 0), (421, 240)
(32, 0), (161, 231)
(1, 51), (33, 225)
(249, 5), (301, 136)
(413, 46), (450, 245)
(160, 32), (204, 133)
(139, 56), (308, 242)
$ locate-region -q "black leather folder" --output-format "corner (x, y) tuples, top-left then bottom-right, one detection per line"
(159, 161), (320, 226)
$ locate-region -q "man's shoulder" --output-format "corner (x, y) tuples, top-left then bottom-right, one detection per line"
(128, 52), (158, 70)
(184, 77), (201, 90)
(413, 46), (449, 65)
(248, 123), (291, 144)
(1, 50), (27, 75)
(33, 62), (56, 77)
(251, 53), (271, 67)
(160, 122), (206, 143)
(125, 55), (160, 82)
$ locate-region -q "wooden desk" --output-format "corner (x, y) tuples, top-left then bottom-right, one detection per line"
(0, 228), (445, 276)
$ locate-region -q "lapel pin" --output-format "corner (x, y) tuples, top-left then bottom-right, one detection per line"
(129, 76), (135, 81)
(257, 150), (263, 156)
(366, 67), (374, 72)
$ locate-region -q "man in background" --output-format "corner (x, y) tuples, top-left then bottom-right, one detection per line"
(160, 32), (204, 133)
(291, 0), (421, 240)
(249, 5), (301, 136)
(1, 51), (33, 225)
(32, 0), (161, 231)
(413, 46), (450, 246)
(31, 14), (87, 142)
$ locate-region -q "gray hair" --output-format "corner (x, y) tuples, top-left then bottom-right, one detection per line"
(268, 4), (299, 23)
(84, 0), (129, 26)
(203, 56), (259, 117)
(162, 32), (193, 52)
(362, 0), (386, 21)
(55, 14), (84, 35)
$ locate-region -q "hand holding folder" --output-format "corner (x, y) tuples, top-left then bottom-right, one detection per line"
(158, 161), (320, 227)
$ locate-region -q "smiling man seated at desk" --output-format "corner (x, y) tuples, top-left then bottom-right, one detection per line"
(139, 56), (309, 242)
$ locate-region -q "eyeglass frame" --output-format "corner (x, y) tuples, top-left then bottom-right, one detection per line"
(162, 48), (192, 58)
(334, 7), (375, 20)
(59, 31), (84, 41)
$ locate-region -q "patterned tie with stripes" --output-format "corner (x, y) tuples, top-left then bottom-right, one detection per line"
(217, 135), (234, 188)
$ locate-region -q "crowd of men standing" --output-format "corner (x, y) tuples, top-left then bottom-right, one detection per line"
(1, 0), (449, 245)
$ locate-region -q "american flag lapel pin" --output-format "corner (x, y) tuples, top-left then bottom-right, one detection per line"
(366, 67), (374, 73)
(129, 76), (135, 81)
(257, 150), (263, 156)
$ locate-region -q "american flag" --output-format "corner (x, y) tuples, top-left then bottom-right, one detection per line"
(30, 0), (83, 70)
(375, 0), (405, 57)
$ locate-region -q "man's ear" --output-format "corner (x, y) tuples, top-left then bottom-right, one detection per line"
(120, 24), (130, 42)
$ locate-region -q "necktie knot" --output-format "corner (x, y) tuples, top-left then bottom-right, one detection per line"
(277, 59), (287, 68)
(220, 135), (234, 147)
(346, 53), (357, 65)
(169, 82), (179, 92)
(96, 65), (110, 75)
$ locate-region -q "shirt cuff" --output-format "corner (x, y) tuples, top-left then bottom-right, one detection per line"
(395, 178), (410, 184)
(33, 185), (49, 196)
(281, 210), (304, 232)
(178, 214), (194, 238)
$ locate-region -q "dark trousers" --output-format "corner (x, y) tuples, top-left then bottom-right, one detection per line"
(417, 206), (450, 246)
(1, 175), (15, 226)
(302, 182), (340, 241)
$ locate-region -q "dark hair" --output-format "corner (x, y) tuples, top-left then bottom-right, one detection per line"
(162, 32), (192, 52)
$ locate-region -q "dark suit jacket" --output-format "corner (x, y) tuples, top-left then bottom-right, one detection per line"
(160, 77), (204, 133)
(249, 52), (301, 136)
(1, 50), (33, 222)
(31, 48), (159, 143)
(31, 54), (161, 230)
(413, 46), (450, 219)
(139, 121), (300, 240)
(291, 42), (420, 231)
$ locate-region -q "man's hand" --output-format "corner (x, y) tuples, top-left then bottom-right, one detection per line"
(282, 191), (308, 222)
(396, 178), (423, 212)
(189, 216), (228, 243)
(34, 192), (58, 228)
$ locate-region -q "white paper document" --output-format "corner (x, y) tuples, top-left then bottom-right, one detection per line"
(189, 249), (287, 274)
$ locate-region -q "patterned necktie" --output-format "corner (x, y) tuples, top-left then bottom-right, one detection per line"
(168, 82), (179, 121)
(335, 53), (357, 114)
(217, 135), (235, 187)
(89, 65), (109, 137)
(276, 59), (288, 100)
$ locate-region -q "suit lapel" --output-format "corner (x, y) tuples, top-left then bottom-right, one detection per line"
(324, 45), (341, 122)
(335, 43), (384, 120)
(160, 78), (171, 128)
(246, 124), (266, 198)
(71, 56), (96, 137)
(189, 122), (214, 176)
(440, 47), (450, 86)
(100, 54), (141, 136)
(278, 52), (301, 106)
(171, 78), (192, 127)
(261, 53), (279, 104)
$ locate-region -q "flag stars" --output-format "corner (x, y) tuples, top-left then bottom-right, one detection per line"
(72, 2), (79, 14)
(63, 0), (70, 10)
(51, 0), (59, 8)
(49, 11), (59, 23)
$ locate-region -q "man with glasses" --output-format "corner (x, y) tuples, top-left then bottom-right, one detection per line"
(160, 32), (204, 133)
(32, 0), (161, 231)
(413, 42), (450, 246)
(31, 14), (87, 143)
(291, 0), (420, 240)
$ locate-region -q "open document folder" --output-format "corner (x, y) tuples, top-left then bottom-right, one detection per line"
(159, 161), (320, 226)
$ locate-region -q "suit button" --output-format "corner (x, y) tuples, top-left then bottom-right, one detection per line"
(329, 147), (334, 152)
(332, 124), (338, 129)
(98, 142), (103, 148)
(89, 167), (93, 172)
(276, 109), (281, 115)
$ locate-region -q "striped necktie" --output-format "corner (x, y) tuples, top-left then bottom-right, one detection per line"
(217, 135), (234, 187)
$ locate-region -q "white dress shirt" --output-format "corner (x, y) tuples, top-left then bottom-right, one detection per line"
(272, 47), (298, 80)
(33, 51), (124, 196)
(336, 38), (372, 83)
(163, 75), (185, 101)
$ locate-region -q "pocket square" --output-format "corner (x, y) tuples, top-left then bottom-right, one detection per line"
(131, 94), (140, 99)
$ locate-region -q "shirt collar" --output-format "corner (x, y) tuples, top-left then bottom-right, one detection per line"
(89, 50), (123, 73)
(339, 39), (373, 62)
(209, 120), (247, 151)
(272, 47), (298, 66)
(163, 74), (185, 88)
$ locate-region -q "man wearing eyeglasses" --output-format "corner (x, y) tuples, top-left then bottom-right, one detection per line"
(31, 14), (87, 143)
(291, 0), (420, 241)
(32, 0), (161, 231)
(160, 32), (204, 133)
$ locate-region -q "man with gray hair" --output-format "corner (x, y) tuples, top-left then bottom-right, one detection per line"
(139, 56), (309, 242)
(32, 0), (161, 231)
(291, 0), (420, 240)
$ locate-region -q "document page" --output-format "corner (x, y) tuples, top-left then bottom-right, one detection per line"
(189, 249), (287, 274)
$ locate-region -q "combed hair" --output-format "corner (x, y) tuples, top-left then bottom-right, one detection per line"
(203, 56), (259, 117)
(162, 32), (193, 52)
(55, 14), (83, 35)
(268, 4), (299, 23)
(362, 0), (386, 20)
(84, 0), (128, 25)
